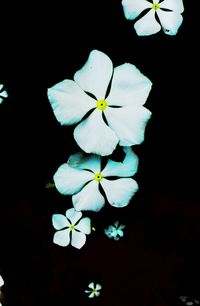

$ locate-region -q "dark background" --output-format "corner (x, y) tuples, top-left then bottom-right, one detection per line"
(0, 1), (199, 305)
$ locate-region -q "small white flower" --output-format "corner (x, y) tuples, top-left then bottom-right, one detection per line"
(85, 282), (102, 298)
(122, 0), (184, 36)
(48, 49), (152, 156)
(54, 147), (139, 212)
(52, 208), (91, 249)
(104, 221), (126, 240)
(0, 85), (8, 104)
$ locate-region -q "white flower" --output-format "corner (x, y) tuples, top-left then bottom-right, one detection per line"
(54, 147), (139, 212)
(52, 208), (91, 249)
(122, 0), (184, 36)
(85, 282), (102, 298)
(0, 275), (4, 288)
(104, 221), (126, 240)
(0, 85), (8, 104)
(48, 49), (152, 156)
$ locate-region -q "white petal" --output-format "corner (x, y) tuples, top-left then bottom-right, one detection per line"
(88, 292), (95, 298)
(96, 284), (102, 290)
(0, 90), (8, 98)
(47, 79), (95, 125)
(107, 63), (152, 107)
(105, 106), (151, 146)
(134, 9), (161, 36)
(102, 147), (138, 177)
(95, 291), (100, 297)
(74, 109), (119, 156)
(71, 230), (86, 249)
(101, 178), (138, 207)
(159, 0), (184, 13)
(65, 208), (82, 225)
(74, 49), (113, 99)
(117, 229), (124, 237)
(52, 214), (70, 230)
(67, 152), (101, 173)
(157, 10), (183, 35)
(88, 282), (95, 289)
(0, 275), (4, 287)
(54, 163), (93, 195)
(75, 217), (91, 234)
(0, 84), (3, 90)
(0, 97), (3, 104)
(53, 228), (70, 247)
(72, 180), (105, 212)
(122, 0), (152, 20)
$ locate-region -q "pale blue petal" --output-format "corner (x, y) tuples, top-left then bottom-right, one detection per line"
(122, 0), (152, 20)
(47, 79), (95, 125)
(54, 163), (93, 195)
(0, 90), (8, 98)
(71, 230), (86, 249)
(74, 49), (113, 100)
(52, 214), (70, 230)
(65, 208), (82, 225)
(101, 147), (138, 177)
(67, 152), (101, 173)
(134, 9), (161, 36)
(117, 229), (124, 237)
(72, 180), (105, 212)
(74, 109), (119, 156)
(101, 178), (138, 207)
(53, 228), (70, 247)
(118, 224), (126, 230)
(75, 217), (91, 234)
(157, 10), (183, 35)
(159, 0), (184, 13)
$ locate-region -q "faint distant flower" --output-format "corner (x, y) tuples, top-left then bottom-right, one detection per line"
(45, 182), (55, 189)
(122, 0), (184, 36)
(0, 85), (8, 104)
(85, 282), (102, 298)
(104, 221), (126, 240)
(54, 147), (139, 212)
(52, 208), (91, 249)
(179, 296), (200, 306)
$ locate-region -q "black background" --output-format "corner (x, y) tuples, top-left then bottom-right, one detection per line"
(0, 1), (199, 305)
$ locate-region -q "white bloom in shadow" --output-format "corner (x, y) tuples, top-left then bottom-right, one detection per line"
(122, 0), (184, 36)
(52, 208), (91, 249)
(54, 147), (139, 212)
(104, 221), (126, 240)
(85, 282), (102, 298)
(48, 50), (152, 156)
(0, 85), (8, 104)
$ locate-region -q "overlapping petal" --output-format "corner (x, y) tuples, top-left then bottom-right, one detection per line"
(53, 228), (70, 247)
(68, 152), (101, 173)
(71, 230), (86, 249)
(157, 10), (183, 35)
(134, 9), (161, 36)
(122, 0), (152, 20)
(65, 208), (82, 225)
(75, 217), (91, 234)
(159, 0), (184, 13)
(52, 214), (70, 230)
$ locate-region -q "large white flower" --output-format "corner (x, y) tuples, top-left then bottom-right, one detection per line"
(122, 0), (184, 36)
(54, 147), (139, 212)
(52, 208), (91, 249)
(0, 85), (8, 104)
(48, 50), (152, 156)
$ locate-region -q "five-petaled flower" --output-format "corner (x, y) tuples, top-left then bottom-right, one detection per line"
(54, 147), (139, 212)
(104, 221), (126, 240)
(48, 49), (152, 156)
(52, 208), (91, 249)
(122, 0), (184, 36)
(85, 282), (102, 298)
(0, 85), (8, 104)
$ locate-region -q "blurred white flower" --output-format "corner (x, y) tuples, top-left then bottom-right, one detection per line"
(85, 282), (102, 298)
(0, 275), (3, 287)
(48, 49), (152, 156)
(179, 296), (200, 306)
(0, 85), (8, 104)
(104, 221), (126, 240)
(122, 0), (184, 36)
(54, 147), (139, 212)
(52, 208), (91, 249)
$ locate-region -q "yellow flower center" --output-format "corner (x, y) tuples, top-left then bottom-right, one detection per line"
(96, 99), (107, 110)
(92, 288), (97, 294)
(69, 225), (75, 230)
(152, 3), (160, 10)
(94, 173), (103, 182)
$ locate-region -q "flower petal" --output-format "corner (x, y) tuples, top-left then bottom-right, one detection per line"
(159, 0), (184, 13)
(107, 63), (152, 107)
(74, 49), (113, 99)
(75, 217), (91, 234)
(65, 208), (82, 225)
(122, 0), (152, 20)
(0, 275), (4, 287)
(157, 10), (183, 35)
(71, 230), (86, 249)
(72, 181), (105, 212)
(117, 229), (124, 237)
(74, 109), (119, 156)
(67, 152), (101, 173)
(95, 291), (100, 297)
(88, 282), (95, 289)
(53, 228), (70, 247)
(52, 214), (70, 230)
(0, 90), (8, 98)
(47, 79), (95, 125)
(101, 178), (138, 207)
(54, 163), (93, 195)
(96, 284), (102, 290)
(102, 147), (138, 177)
(134, 9), (161, 36)
(105, 106), (151, 146)
(88, 292), (95, 298)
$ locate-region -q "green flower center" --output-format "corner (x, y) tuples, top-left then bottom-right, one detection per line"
(92, 288), (97, 294)
(94, 173), (103, 182)
(69, 225), (75, 230)
(96, 99), (107, 110)
(152, 3), (160, 10)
